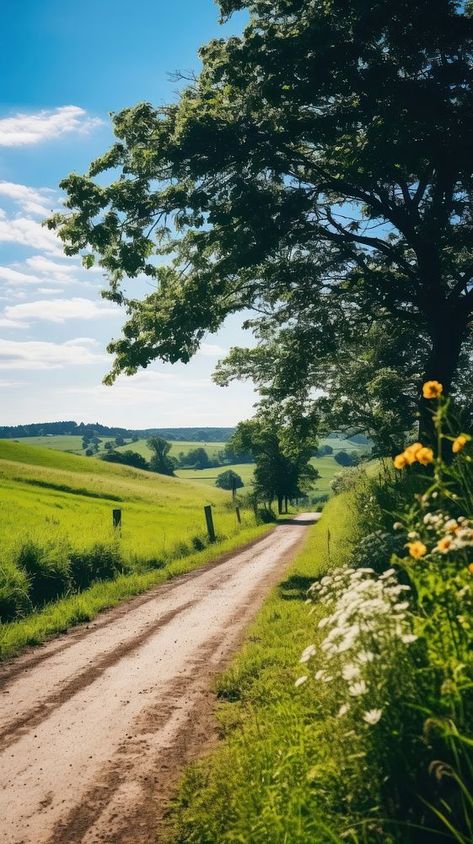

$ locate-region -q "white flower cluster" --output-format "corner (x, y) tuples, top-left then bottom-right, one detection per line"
(422, 512), (473, 554)
(295, 566), (418, 726)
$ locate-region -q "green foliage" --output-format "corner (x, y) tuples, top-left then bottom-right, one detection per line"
(215, 469), (244, 491)
(147, 436), (175, 476)
(229, 417), (318, 510)
(333, 449), (359, 467)
(50, 1), (473, 449)
(101, 449), (149, 470)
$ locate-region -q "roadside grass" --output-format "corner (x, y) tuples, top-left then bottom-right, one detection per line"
(0, 522), (272, 661)
(165, 491), (366, 844)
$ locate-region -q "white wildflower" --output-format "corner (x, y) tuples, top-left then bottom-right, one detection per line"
(363, 708), (383, 725)
(337, 703), (350, 718)
(342, 663), (361, 681)
(295, 675), (308, 688)
(300, 644), (316, 663)
(357, 650), (375, 664)
(348, 680), (367, 696)
(401, 633), (418, 644)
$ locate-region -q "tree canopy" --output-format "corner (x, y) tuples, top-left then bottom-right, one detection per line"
(215, 469), (244, 490)
(49, 0), (473, 449)
(229, 418), (317, 511)
(147, 436), (175, 476)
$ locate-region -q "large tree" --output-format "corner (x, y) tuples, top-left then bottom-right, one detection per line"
(229, 418), (318, 513)
(49, 0), (473, 446)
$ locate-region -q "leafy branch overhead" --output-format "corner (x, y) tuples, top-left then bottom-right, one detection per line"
(48, 0), (473, 449)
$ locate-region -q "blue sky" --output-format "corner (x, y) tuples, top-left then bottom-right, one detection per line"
(0, 1), (257, 428)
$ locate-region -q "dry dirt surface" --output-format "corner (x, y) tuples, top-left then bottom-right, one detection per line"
(0, 514), (318, 844)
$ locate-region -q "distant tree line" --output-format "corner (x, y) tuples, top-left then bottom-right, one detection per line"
(0, 421), (235, 442)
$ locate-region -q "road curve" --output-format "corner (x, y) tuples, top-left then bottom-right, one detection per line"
(0, 514), (318, 844)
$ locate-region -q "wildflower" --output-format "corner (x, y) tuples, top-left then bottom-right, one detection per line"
(295, 675), (308, 688)
(444, 519), (459, 533)
(358, 651), (375, 663)
(363, 709), (383, 725)
(401, 634), (418, 644)
(393, 453), (408, 470)
(423, 380), (443, 399)
(452, 434), (469, 454)
(337, 704), (350, 718)
(417, 447), (434, 466)
(348, 680), (367, 697)
(393, 522), (403, 530)
(468, 564), (473, 576)
(404, 442), (423, 464)
(342, 664), (361, 681)
(407, 540), (427, 559)
(315, 669), (331, 682)
(300, 644), (316, 663)
(436, 537), (453, 554)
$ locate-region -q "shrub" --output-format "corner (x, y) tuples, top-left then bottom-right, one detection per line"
(16, 540), (72, 607)
(69, 543), (127, 590)
(350, 530), (406, 574)
(0, 562), (30, 621)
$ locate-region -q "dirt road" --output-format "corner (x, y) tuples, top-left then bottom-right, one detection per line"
(0, 514), (317, 844)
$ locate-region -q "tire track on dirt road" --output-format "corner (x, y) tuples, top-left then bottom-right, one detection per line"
(0, 514), (318, 844)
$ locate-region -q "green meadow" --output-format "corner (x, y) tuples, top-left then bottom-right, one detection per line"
(0, 440), (272, 657)
(0, 440), (255, 560)
(12, 434), (370, 498)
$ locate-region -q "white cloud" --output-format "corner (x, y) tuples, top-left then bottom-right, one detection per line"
(26, 255), (76, 276)
(0, 266), (42, 286)
(0, 106), (103, 147)
(198, 342), (228, 357)
(0, 182), (55, 216)
(0, 337), (106, 370)
(3, 297), (119, 324)
(0, 214), (63, 254)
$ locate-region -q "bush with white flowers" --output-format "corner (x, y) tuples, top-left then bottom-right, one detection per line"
(296, 565), (418, 727)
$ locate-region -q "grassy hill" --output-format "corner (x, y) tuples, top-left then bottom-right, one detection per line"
(0, 440), (271, 656)
(0, 440), (248, 561)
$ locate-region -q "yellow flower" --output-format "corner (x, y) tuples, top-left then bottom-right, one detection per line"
(452, 435), (469, 454)
(404, 442), (423, 464)
(437, 537), (453, 554)
(423, 380), (443, 399)
(407, 540), (427, 559)
(393, 453), (408, 470)
(417, 447), (434, 466)
(468, 563), (473, 576)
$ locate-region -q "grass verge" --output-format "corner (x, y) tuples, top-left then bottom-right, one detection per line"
(164, 491), (363, 843)
(0, 522), (272, 662)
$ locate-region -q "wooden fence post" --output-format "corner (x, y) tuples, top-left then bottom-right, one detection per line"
(235, 506), (241, 524)
(204, 505), (216, 542)
(112, 508), (122, 530)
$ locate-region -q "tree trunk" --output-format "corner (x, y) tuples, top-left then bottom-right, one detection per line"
(278, 495), (283, 515)
(419, 309), (467, 445)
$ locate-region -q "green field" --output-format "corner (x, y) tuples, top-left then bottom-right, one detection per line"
(0, 440), (272, 656)
(10, 434), (370, 498)
(0, 440), (254, 561)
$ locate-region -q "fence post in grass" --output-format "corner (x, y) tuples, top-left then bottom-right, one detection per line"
(204, 505), (216, 542)
(112, 508), (122, 531)
(232, 477), (236, 502)
(235, 505), (241, 524)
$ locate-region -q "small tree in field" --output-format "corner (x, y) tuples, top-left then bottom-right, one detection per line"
(147, 436), (175, 476)
(216, 469), (244, 491)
